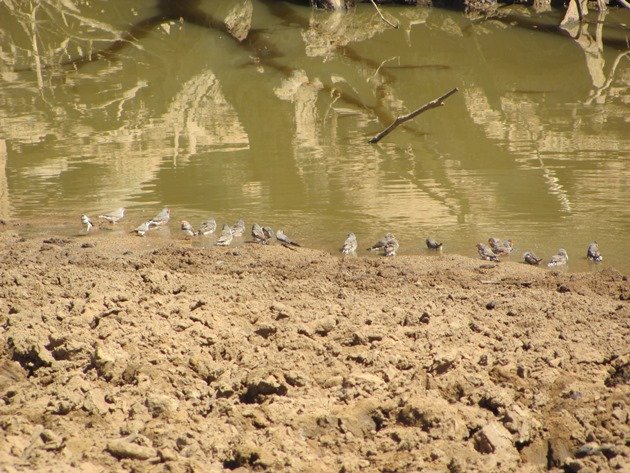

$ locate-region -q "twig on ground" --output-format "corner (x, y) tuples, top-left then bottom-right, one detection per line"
(368, 0), (399, 29)
(368, 87), (459, 144)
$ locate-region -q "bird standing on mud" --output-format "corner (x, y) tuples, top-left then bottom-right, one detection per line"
(197, 218), (216, 236)
(523, 251), (543, 265)
(251, 223), (269, 244)
(149, 208), (170, 227)
(81, 214), (93, 233)
(132, 221), (151, 237)
(216, 224), (234, 246)
(262, 226), (275, 240)
(98, 207), (125, 224)
(477, 243), (500, 262)
(587, 241), (603, 262)
(547, 248), (569, 267)
(426, 237), (443, 251)
(341, 232), (358, 255)
(488, 238), (514, 256)
(276, 229), (300, 247)
(180, 220), (195, 237)
(231, 219), (245, 237)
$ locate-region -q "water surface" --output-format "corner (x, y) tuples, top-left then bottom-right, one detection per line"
(0, 0), (628, 272)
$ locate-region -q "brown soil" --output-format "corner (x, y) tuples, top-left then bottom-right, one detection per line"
(0, 224), (628, 472)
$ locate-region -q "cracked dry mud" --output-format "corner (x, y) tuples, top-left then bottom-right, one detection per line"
(0, 226), (628, 472)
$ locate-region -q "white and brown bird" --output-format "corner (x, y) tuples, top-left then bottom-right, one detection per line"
(132, 221), (151, 237)
(547, 248), (569, 268)
(81, 214), (93, 233)
(477, 243), (500, 262)
(426, 237), (443, 250)
(197, 218), (216, 236)
(276, 229), (300, 247)
(251, 223), (269, 244)
(523, 251), (543, 265)
(488, 237), (514, 256)
(341, 232), (358, 255)
(215, 224), (233, 246)
(587, 241), (603, 263)
(368, 233), (394, 252)
(262, 226), (275, 240)
(98, 207), (125, 224)
(180, 220), (195, 237)
(149, 208), (170, 227)
(231, 218), (245, 237)
(383, 235), (399, 257)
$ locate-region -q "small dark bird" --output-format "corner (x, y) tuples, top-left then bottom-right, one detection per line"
(547, 248), (568, 267)
(523, 251), (543, 265)
(341, 233), (358, 255)
(426, 237), (443, 250)
(477, 243), (500, 262)
(586, 241), (603, 263)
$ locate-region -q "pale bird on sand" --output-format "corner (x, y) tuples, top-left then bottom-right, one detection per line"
(251, 223), (269, 244)
(341, 232), (357, 254)
(180, 220), (195, 237)
(231, 218), (245, 237)
(197, 218), (216, 236)
(98, 207), (125, 224)
(81, 214), (93, 233)
(132, 221), (151, 237)
(149, 208), (170, 227)
(216, 224), (234, 246)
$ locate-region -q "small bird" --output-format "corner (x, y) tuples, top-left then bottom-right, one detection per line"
(262, 226), (275, 240)
(231, 218), (245, 237)
(488, 237), (514, 256)
(81, 214), (93, 233)
(197, 218), (216, 236)
(132, 221), (151, 236)
(587, 241), (603, 263)
(383, 235), (399, 257)
(98, 207), (125, 224)
(251, 223), (269, 244)
(367, 233), (395, 252)
(426, 237), (443, 250)
(149, 208), (170, 227)
(276, 229), (300, 247)
(341, 232), (358, 255)
(477, 243), (500, 262)
(547, 248), (569, 267)
(180, 220), (195, 237)
(523, 251), (543, 265)
(215, 224), (233, 246)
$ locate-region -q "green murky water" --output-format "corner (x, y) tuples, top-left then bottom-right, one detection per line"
(1, 1), (629, 271)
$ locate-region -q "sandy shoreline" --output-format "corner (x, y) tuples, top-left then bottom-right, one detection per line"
(0, 224), (628, 472)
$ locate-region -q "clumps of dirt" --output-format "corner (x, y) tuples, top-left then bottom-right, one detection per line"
(0, 230), (628, 472)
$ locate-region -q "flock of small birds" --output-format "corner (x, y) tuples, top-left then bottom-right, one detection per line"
(80, 207), (604, 267)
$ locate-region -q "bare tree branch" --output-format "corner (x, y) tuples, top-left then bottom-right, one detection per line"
(368, 87), (459, 144)
(368, 0), (399, 29)
(616, 0), (630, 10)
